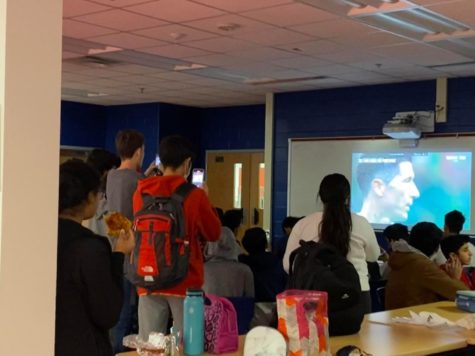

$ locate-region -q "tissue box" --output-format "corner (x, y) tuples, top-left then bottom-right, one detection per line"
(456, 291), (475, 312)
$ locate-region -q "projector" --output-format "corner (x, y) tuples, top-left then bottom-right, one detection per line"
(383, 124), (421, 139)
(383, 111), (434, 140)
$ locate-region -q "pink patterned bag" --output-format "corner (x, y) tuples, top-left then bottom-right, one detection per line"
(204, 294), (239, 354)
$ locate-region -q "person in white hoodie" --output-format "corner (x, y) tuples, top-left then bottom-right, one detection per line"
(283, 173), (380, 313)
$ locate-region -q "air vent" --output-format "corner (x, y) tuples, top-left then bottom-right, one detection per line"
(79, 56), (121, 68)
(67, 55), (123, 68)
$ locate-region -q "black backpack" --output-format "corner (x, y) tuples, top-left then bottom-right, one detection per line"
(125, 182), (195, 290)
(288, 240), (364, 336)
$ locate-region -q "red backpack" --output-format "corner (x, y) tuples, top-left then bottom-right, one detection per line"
(125, 181), (195, 290)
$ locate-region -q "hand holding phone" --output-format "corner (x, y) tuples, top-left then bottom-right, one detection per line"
(192, 168), (205, 188)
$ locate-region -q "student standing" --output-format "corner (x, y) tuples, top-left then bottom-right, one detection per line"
(56, 160), (134, 356)
(106, 129), (155, 353)
(134, 135), (221, 340)
(283, 173), (380, 313)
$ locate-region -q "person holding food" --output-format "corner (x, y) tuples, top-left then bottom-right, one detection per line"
(56, 159), (135, 356)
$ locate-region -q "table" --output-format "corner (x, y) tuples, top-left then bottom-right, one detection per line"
(117, 302), (475, 356)
(117, 336), (245, 356)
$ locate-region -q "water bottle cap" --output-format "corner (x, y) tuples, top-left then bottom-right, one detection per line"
(186, 288), (203, 297)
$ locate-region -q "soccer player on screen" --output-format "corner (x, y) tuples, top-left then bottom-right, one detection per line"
(356, 154), (420, 224)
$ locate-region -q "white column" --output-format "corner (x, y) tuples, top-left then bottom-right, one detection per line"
(263, 93), (274, 234)
(0, 0), (62, 354)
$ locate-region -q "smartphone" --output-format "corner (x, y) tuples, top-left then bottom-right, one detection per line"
(192, 168), (205, 188)
(155, 154), (161, 166)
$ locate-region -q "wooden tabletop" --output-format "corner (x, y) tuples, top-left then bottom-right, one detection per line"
(118, 302), (475, 356)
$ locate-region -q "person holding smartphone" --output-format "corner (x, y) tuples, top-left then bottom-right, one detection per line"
(133, 135), (221, 340)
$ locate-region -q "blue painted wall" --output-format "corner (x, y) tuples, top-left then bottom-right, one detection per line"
(104, 103), (160, 167)
(271, 77), (475, 236)
(199, 105), (265, 151)
(60, 101), (106, 148)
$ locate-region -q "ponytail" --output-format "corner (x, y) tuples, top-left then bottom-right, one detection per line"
(318, 174), (352, 256)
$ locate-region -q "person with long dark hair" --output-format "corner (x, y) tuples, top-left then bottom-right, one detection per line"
(283, 173), (379, 312)
(56, 160), (135, 356)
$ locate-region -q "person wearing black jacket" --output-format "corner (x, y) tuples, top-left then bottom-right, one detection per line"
(56, 160), (134, 356)
(239, 228), (286, 302)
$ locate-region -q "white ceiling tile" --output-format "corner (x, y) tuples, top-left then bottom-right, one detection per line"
(184, 53), (251, 66)
(276, 40), (344, 56)
(227, 47), (297, 61)
(80, 77), (132, 87)
(74, 9), (168, 31)
(427, 0), (475, 27)
(87, 33), (168, 49)
(63, 19), (117, 39)
(108, 74), (164, 85)
(291, 18), (374, 39)
(370, 43), (472, 66)
(191, 0), (292, 12)
(233, 28), (315, 46)
(62, 72), (96, 81)
(186, 37), (258, 52)
(134, 24), (218, 43)
(150, 71), (206, 81)
(333, 71), (398, 84)
(349, 58), (409, 71)
(62, 51), (86, 60)
(316, 49), (389, 63)
(224, 62), (289, 76)
(332, 31), (412, 48)
(127, 0), (225, 22)
(412, 0), (464, 5)
(303, 64), (358, 75)
(91, 0), (157, 7)
(272, 55), (332, 69)
(139, 44), (213, 58)
(69, 67), (133, 78)
(185, 14), (275, 35)
(242, 3), (337, 27)
(107, 64), (168, 75)
(63, 0), (111, 18)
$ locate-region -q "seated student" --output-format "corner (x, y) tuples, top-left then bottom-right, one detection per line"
(203, 232), (254, 298)
(379, 223), (409, 280)
(433, 210), (472, 266)
(440, 235), (475, 289)
(274, 216), (302, 260)
(223, 209), (243, 239)
(385, 222), (467, 310)
(239, 227), (287, 302)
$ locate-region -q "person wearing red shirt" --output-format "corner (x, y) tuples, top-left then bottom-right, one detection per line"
(440, 235), (475, 289)
(134, 135), (221, 341)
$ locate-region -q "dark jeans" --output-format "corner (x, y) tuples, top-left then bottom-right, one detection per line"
(111, 278), (137, 354)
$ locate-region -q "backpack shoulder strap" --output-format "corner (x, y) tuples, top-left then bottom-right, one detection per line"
(288, 239), (308, 276)
(172, 182), (195, 203)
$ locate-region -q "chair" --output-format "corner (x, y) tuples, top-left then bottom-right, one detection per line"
(226, 297), (255, 335)
(376, 286), (386, 311)
(369, 279), (387, 312)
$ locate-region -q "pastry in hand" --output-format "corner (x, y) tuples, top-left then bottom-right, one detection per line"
(105, 212), (132, 238)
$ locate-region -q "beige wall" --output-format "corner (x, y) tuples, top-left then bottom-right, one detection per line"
(0, 0), (62, 354)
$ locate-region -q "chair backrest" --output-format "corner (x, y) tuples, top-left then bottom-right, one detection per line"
(226, 297), (255, 335)
(376, 286), (386, 310)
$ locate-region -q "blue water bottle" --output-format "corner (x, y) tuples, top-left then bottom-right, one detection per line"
(183, 288), (204, 355)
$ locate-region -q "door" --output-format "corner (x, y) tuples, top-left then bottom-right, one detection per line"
(206, 151), (265, 240)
